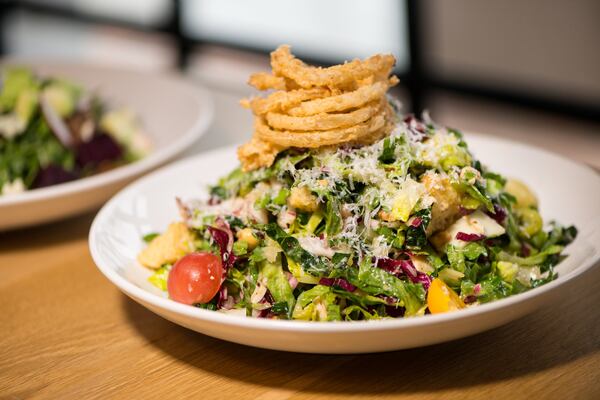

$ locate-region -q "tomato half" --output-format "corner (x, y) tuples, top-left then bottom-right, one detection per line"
(167, 252), (224, 305)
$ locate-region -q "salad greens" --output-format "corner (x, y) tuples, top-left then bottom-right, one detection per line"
(0, 67), (151, 196)
(142, 112), (576, 321)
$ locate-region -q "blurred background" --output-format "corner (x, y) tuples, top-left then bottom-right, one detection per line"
(1, 0), (598, 166)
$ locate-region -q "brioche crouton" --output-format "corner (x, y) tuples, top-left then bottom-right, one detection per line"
(138, 222), (195, 269)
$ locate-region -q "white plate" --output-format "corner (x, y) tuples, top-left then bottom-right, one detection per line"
(89, 135), (600, 354)
(0, 61), (214, 230)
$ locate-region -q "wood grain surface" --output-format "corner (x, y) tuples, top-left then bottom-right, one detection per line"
(1, 210), (599, 400)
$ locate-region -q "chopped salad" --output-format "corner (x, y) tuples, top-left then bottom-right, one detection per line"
(138, 109), (577, 321)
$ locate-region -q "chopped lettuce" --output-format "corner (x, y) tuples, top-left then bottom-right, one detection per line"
(148, 264), (171, 291)
(292, 285), (341, 321)
(345, 259), (425, 316)
(139, 109), (577, 321)
(260, 260), (295, 315)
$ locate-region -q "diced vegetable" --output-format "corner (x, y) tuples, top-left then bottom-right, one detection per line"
(427, 278), (465, 314)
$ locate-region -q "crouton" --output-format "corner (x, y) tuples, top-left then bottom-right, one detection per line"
(288, 186), (319, 212)
(421, 172), (463, 235)
(236, 228), (259, 250)
(138, 222), (195, 269)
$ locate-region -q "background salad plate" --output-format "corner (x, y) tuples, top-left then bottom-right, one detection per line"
(0, 61), (214, 230)
(89, 134), (600, 354)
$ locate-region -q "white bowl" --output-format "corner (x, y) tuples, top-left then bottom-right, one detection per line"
(0, 61), (213, 230)
(89, 135), (600, 354)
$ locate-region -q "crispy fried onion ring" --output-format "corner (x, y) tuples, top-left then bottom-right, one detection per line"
(271, 45), (395, 89)
(238, 136), (285, 172)
(241, 87), (330, 115)
(266, 99), (383, 131)
(255, 104), (392, 148)
(286, 77), (398, 117)
(248, 72), (287, 91)
(238, 45), (398, 170)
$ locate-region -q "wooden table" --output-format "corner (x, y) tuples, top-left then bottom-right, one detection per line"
(1, 210), (599, 400)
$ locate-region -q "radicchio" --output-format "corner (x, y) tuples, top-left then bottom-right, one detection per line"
(217, 285), (227, 307)
(487, 203), (507, 225)
(376, 257), (432, 289)
(403, 114), (426, 133)
(414, 273), (433, 290)
(257, 309), (274, 318)
(455, 232), (486, 242)
(385, 305), (405, 318)
(319, 277), (357, 292)
(76, 133), (123, 167)
(32, 164), (78, 188)
(521, 243), (531, 257)
(409, 217), (423, 228)
(207, 219), (236, 270)
(380, 295), (399, 305)
(458, 206), (475, 217)
(463, 295), (477, 304)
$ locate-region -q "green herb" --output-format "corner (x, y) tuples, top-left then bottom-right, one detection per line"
(142, 232), (160, 243)
(405, 208), (431, 249)
(260, 261), (296, 317)
(271, 301), (290, 315)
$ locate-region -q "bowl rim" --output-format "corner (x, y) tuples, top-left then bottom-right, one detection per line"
(89, 136), (600, 334)
(0, 60), (215, 207)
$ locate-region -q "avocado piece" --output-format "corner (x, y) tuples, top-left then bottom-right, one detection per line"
(0, 68), (38, 112)
(14, 87), (39, 124)
(100, 109), (151, 160)
(42, 83), (78, 117)
(100, 109), (137, 144)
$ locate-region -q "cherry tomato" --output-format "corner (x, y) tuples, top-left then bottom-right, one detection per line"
(167, 252), (224, 305)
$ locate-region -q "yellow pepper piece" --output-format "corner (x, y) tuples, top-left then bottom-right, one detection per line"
(427, 278), (465, 314)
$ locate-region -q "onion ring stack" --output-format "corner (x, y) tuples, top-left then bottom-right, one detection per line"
(238, 45), (398, 171)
